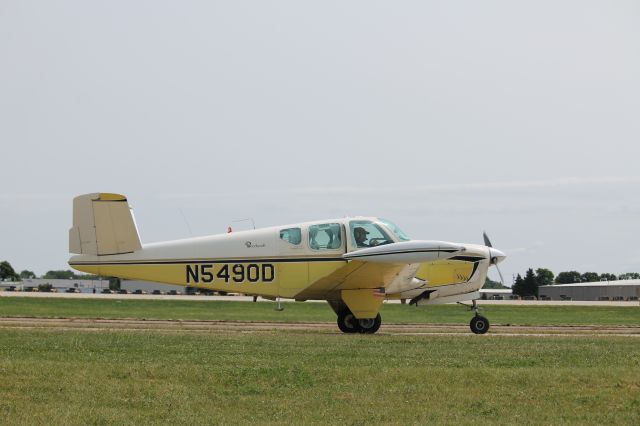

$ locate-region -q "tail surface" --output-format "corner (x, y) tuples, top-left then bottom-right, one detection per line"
(69, 193), (142, 255)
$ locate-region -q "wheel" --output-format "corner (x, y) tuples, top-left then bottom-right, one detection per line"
(337, 310), (360, 333)
(470, 315), (490, 334)
(358, 314), (382, 334)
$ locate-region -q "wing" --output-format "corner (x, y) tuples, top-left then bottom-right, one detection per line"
(294, 240), (465, 300)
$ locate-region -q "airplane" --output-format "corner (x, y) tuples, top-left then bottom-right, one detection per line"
(68, 193), (507, 334)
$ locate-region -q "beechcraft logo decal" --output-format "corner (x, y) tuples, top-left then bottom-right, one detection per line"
(245, 241), (266, 248)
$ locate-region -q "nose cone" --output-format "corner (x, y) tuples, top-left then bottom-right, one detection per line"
(489, 248), (506, 264)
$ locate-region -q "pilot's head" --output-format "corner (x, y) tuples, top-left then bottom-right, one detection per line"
(354, 227), (369, 244)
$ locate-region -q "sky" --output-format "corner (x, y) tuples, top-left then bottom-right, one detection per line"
(1, 1), (639, 284)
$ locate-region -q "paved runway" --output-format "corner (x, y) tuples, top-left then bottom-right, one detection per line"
(1, 291), (639, 306)
(1, 317), (638, 337)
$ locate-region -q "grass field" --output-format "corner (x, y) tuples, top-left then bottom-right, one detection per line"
(1, 297), (640, 326)
(1, 298), (639, 424)
(0, 329), (639, 425)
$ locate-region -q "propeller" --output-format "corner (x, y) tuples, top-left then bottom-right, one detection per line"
(483, 231), (506, 286)
(483, 231), (492, 248)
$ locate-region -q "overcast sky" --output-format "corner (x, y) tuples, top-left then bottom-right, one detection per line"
(1, 1), (639, 283)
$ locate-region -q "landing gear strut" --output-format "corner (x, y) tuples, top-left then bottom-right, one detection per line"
(337, 310), (382, 334)
(461, 300), (490, 335)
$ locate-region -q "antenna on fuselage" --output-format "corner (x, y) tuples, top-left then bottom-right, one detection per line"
(178, 209), (193, 236)
(232, 218), (256, 230)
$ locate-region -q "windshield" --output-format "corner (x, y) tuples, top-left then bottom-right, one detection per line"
(349, 220), (394, 248)
(378, 218), (411, 241)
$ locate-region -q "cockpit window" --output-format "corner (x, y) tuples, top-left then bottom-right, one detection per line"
(349, 220), (394, 248)
(280, 228), (302, 245)
(309, 223), (342, 250)
(378, 218), (411, 241)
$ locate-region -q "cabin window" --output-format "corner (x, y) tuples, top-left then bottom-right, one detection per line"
(309, 223), (342, 250)
(280, 228), (302, 245)
(349, 220), (394, 248)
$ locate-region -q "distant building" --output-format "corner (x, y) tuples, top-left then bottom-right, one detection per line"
(121, 280), (185, 293)
(0, 281), (19, 290)
(539, 279), (640, 301)
(479, 288), (513, 300)
(2, 278), (109, 293)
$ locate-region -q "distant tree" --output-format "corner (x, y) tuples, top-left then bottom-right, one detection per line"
(43, 270), (78, 280)
(581, 272), (600, 283)
(512, 274), (525, 297)
(0, 261), (19, 281)
(483, 277), (507, 289)
(108, 277), (121, 291)
(523, 268), (538, 297)
(79, 274), (103, 280)
(599, 273), (617, 282)
(42, 270), (105, 280)
(619, 272), (640, 280)
(555, 271), (582, 284)
(37, 283), (53, 292)
(19, 270), (36, 279)
(535, 268), (555, 287)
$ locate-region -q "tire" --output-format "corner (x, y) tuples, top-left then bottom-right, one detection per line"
(337, 310), (360, 333)
(470, 315), (490, 334)
(358, 314), (382, 334)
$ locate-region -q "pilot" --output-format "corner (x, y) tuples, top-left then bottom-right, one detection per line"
(354, 227), (370, 247)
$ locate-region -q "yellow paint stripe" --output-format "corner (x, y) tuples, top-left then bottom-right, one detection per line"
(98, 193), (127, 201)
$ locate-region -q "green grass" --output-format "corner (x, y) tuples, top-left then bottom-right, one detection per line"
(1, 297), (639, 326)
(0, 329), (639, 425)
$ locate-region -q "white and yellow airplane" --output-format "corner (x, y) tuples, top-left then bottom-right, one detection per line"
(68, 193), (506, 334)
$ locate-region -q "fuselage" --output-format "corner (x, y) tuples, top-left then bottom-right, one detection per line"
(69, 216), (499, 302)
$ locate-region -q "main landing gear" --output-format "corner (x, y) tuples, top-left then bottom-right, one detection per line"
(464, 300), (490, 335)
(337, 310), (382, 334)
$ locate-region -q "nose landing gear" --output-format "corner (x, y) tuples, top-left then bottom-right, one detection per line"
(470, 314), (490, 334)
(459, 300), (490, 334)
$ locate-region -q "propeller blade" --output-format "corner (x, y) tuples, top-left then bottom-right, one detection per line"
(495, 263), (505, 287)
(484, 231), (506, 286)
(483, 231), (493, 248)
